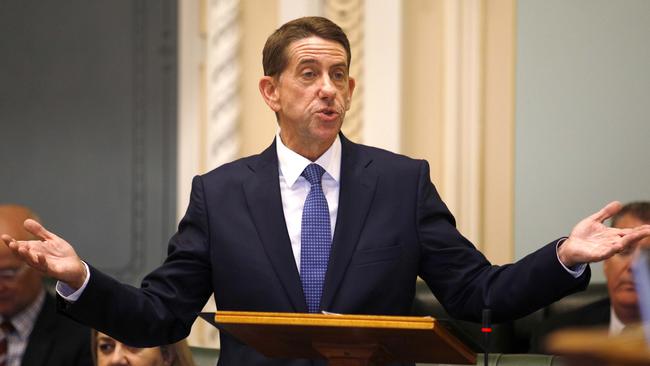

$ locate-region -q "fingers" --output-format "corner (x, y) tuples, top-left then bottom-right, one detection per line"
(631, 226), (650, 242)
(1, 234), (14, 246)
(639, 225), (650, 247)
(2, 235), (23, 253)
(2, 234), (51, 270)
(589, 201), (622, 223)
(607, 227), (632, 237)
(22, 245), (50, 273)
(23, 219), (57, 241)
(616, 226), (650, 251)
(25, 246), (40, 265)
(13, 240), (39, 266)
(35, 251), (49, 272)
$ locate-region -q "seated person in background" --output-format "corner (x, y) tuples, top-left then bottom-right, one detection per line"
(0, 204), (92, 366)
(530, 201), (650, 353)
(92, 329), (195, 366)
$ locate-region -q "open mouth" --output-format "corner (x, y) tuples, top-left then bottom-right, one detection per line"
(319, 108), (337, 116)
(316, 108), (339, 121)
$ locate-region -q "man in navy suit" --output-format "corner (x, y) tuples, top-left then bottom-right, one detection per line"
(3, 17), (650, 366)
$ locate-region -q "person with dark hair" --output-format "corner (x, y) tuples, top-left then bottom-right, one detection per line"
(3, 17), (650, 366)
(0, 205), (92, 366)
(92, 329), (195, 366)
(530, 201), (650, 353)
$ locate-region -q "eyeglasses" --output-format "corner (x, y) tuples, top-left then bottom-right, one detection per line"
(0, 264), (29, 282)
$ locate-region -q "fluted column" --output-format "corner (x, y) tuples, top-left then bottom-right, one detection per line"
(205, 0), (241, 169)
(325, 0), (364, 142)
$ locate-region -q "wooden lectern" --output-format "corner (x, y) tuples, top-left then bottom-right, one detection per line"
(545, 325), (650, 366)
(200, 311), (476, 366)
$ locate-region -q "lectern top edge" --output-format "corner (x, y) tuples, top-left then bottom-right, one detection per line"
(214, 311), (437, 330)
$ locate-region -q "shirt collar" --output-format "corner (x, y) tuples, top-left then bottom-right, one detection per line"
(609, 306), (626, 335)
(0, 288), (45, 340)
(275, 130), (341, 187)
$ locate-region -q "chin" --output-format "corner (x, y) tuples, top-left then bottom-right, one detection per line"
(313, 127), (340, 141)
(616, 294), (639, 307)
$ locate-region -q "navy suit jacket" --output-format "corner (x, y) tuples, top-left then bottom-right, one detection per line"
(61, 135), (590, 365)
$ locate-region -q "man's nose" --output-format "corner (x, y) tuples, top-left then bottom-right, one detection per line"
(318, 75), (336, 99)
(625, 262), (633, 273)
(623, 253), (638, 272)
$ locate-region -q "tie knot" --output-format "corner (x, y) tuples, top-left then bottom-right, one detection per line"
(301, 164), (325, 186)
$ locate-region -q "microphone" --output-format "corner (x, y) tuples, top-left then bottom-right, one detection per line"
(481, 309), (492, 366)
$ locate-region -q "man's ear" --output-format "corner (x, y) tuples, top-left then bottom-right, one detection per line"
(259, 76), (281, 112)
(345, 76), (356, 111)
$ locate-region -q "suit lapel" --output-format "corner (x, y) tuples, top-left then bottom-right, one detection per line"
(243, 141), (308, 312)
(321, 135), (377, 311)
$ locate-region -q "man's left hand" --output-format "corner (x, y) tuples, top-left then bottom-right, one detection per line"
(558, 201), (650, 267)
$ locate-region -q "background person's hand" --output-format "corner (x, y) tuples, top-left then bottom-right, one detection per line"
(1, 219), (87, 289)
(558, 201), (650, 267)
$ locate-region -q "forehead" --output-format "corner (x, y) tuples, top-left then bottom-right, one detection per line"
(285, 36), (348, 67)
(0, 207), (32, 239)
(614, 214), (645, 229)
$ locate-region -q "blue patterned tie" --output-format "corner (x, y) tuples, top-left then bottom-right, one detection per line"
(300, 163), (331, 313)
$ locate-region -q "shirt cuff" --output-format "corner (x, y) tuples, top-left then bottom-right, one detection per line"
(55, 261), (91, 302)
(556, 237), (586, 278)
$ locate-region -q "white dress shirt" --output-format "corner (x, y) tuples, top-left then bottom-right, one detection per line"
(276, 131), (341, 271)
(609, 306), (626, 336)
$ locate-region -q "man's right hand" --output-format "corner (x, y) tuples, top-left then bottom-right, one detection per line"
(1, 219), (87, 289)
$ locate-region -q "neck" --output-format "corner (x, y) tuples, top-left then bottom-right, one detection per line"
(279, 133), (335, 161)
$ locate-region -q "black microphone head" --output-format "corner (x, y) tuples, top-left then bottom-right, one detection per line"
(482, 309), (491, 328)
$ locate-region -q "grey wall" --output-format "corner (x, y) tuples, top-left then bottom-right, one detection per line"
(515, 0), (650, 282)
(0, 0), (178, 285)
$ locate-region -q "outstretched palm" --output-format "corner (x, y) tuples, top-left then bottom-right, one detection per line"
(1, 219), (86, 288)
(559, 201), (650, 267)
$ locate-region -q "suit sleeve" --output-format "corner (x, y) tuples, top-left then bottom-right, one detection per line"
(415, 160), (590, 323)
(59, 175), (214, 347)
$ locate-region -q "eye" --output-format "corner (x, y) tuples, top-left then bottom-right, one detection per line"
(332, 70), (346, 81)
(302, 70), (316, 79)
(98, 342), (115, 354)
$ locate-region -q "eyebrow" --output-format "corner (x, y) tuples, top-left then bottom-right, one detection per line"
(297, 58), (317, 66)
(297, 59), (348, 69)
